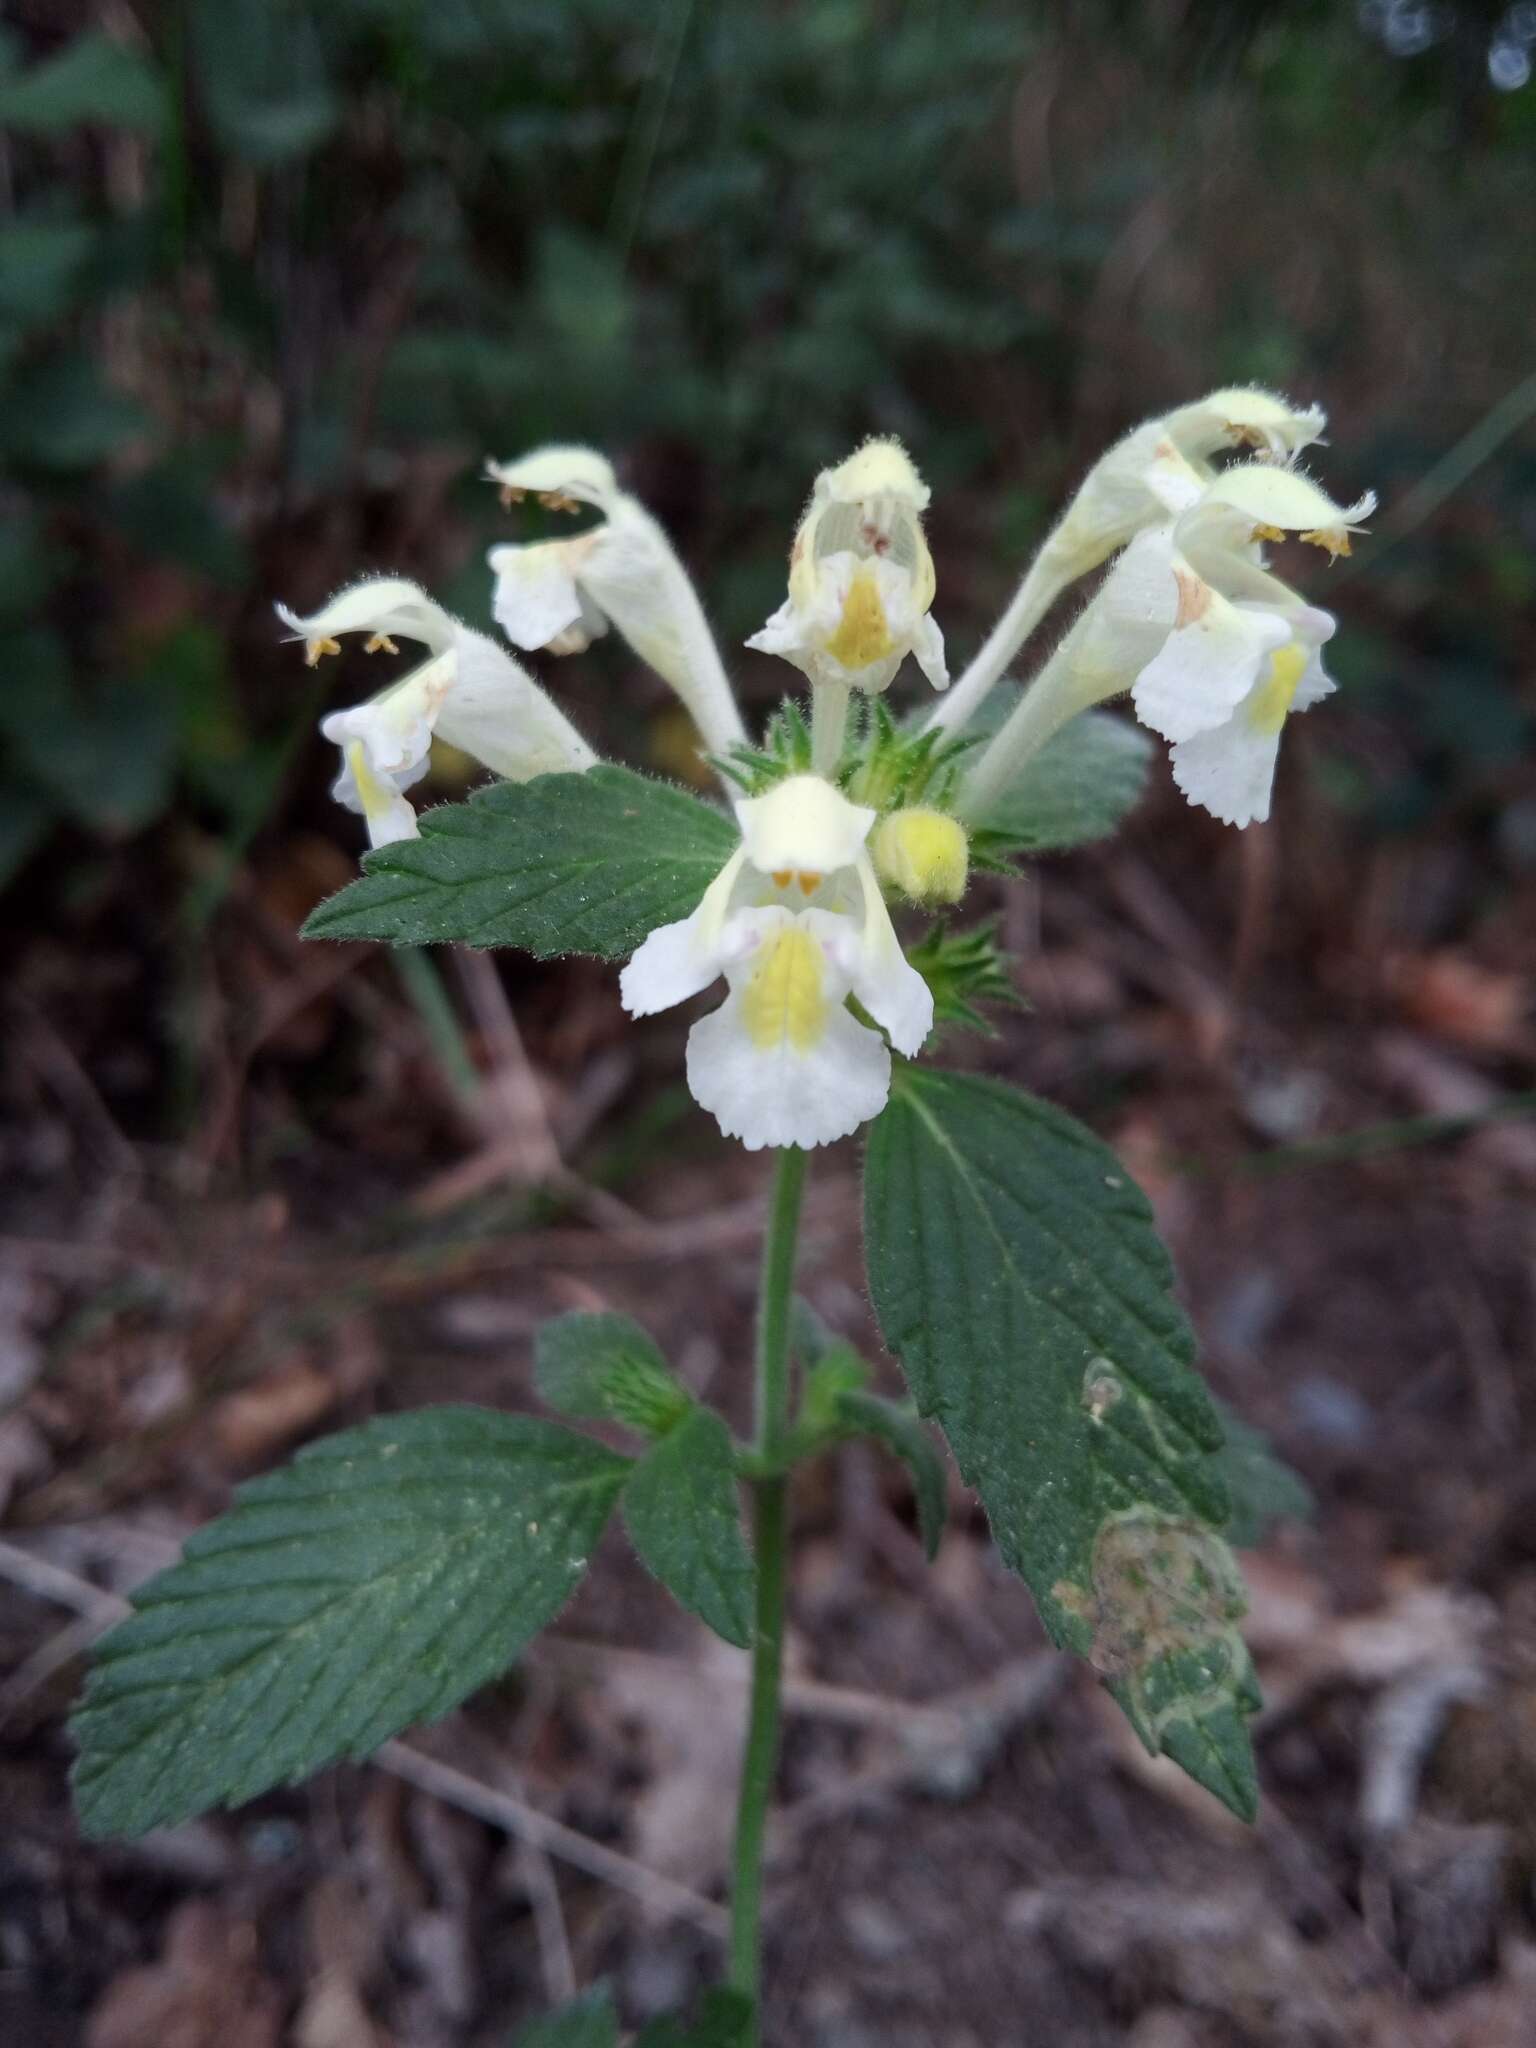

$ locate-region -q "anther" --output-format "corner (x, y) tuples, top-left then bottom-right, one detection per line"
(1300, 528), (1351, 560)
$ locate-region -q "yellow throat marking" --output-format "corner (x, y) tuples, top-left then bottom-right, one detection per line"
(1248, 643), (1308, 736)
(347, 741), (396, 826)
(741, 926), (829, 1053)
(825, 569), (897, 671)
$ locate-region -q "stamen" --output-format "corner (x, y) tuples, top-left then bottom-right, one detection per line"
(539, 491), (580, 514)
(1250, 523), (1286, 545)
(796, 871), (821, 896)
(498, 484), (527, 508)
(365, 633), (399, 655)
(771, 869), (793, 890)
(1300, 528), (1351, 560)
(304, 636), (342, 666)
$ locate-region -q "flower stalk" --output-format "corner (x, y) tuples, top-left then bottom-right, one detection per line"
(956, 613), (1106, 821)
(729, 1143), (808, 2034)
(810, 678), (851, 776)
(924, 546), (1064, 740)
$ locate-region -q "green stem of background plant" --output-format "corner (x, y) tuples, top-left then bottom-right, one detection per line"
(729, 1143), (808, 2029)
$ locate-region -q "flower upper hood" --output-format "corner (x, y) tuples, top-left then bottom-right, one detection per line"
(1047, 386), (1336, 587)
(1162, 387), (1328, 465)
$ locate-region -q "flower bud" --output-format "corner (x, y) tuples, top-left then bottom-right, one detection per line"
(598, 1356), (695, 1437)
(871, 808), (968, 906)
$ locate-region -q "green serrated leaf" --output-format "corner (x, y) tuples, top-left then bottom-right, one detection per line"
(970, 709), (1151, 854)
(535, 1312), (693, 1437)
(636, 1988), (755, 2047)
(623, 1409), (755, 1648)
(1213, 1400), (1315, 1548)
(510, 1985), (617, 2048)
(72, 1409), (630, 1838)
(864, 1067), (1260, 1818)
(1098, 1518), (1262, 1820)
(303, 766), (736, 957)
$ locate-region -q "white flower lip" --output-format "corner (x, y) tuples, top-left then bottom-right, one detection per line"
(488, 536), (607, 654)
(684, 905), (892, 1152)
(618, 772), (933, 1148)
(1168, 633), (1336, 826)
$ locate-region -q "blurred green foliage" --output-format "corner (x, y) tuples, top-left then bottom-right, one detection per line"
(1, 0), (1533, 889)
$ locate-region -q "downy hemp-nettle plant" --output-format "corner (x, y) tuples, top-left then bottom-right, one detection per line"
(71, 390), (1370, 2046)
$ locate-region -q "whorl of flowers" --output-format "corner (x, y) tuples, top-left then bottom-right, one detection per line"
(289, 392), (1372, 1147)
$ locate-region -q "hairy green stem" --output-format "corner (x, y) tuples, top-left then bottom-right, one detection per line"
(729, 1144), (808, 2029)
(924, 546), (1066, 737)
(956, 613), (1116, 821)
